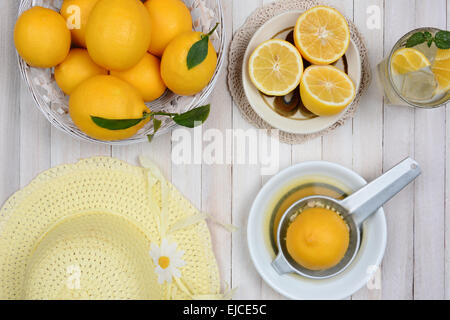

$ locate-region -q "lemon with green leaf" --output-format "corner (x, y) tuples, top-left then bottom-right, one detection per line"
(69, 75), (150, 141)
(161, 24), (218, 96)
(144, 0), (193, 57)
(69, 75), (211, 142)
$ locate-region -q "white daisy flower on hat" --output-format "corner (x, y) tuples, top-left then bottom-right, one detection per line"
(150, 238), (186, 284)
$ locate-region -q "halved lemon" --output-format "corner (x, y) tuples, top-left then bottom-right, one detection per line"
(248, 39), (303, 96)
(432, 49), (450, 91)
(391, 48), (431, 74)
(294, 6), (350, 65)
(300, 65), (356, 116)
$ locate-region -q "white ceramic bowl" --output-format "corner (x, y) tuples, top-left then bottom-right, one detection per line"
(242, 11), (361, 135)
(247, 161), (387, 300)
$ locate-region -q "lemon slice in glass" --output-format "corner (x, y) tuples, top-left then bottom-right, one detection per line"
(248, 39), (303, 96)
(300, 65), (356, 116)
(432, 49), (450, 91)
(391, 48), (431, 75)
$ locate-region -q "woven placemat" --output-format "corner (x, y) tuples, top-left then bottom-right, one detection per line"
(227, 0), (372, 145)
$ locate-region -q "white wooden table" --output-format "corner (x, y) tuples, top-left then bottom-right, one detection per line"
(1, 0), (449, 300)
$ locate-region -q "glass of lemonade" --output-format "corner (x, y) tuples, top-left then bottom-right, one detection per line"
(377, 27), (450, 108)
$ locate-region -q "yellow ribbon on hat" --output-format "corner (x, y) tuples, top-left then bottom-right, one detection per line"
(139, 156), (236, 300)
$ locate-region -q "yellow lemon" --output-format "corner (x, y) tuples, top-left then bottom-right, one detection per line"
(144, 0), (192, 57)
(69, 75), (150, 141)
(55, 48), (108, 95)
(248, 39), (303, 96)
(300, 65), (356, 116)
(111, 53), (167, 102)
(161, 31), (217, 96)
(85, 0), (152, 71)
(286, 207), (350, 271)
(14, 6), (71, 68)
(391, 48), (431, 75)
(432, 49), (450, 91)
(294, 6), (350, 65)
(60, 0), (101, 48)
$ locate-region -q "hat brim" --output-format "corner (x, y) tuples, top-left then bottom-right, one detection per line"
(0, 157), (220, 299)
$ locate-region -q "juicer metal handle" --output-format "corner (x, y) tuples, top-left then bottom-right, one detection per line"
(272, 254), (293, 275)
(341, 157), (421, 226)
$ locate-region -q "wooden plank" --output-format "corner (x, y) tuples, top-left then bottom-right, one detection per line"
(446, 0), (450, 301)
(171, 157), (201, 211)
(289, 0), (356, 193)
(231, 0), (264, 300)
(259, 0), (293, 178)
(321, 0), (354, 171)
(50, 129), (80, 166)
(412, 0), (446, 300)
(19, 83), (51, 187)
(258, 0), (292, 301)
(79, 140), (111, 159)
(200, 0), (233, 293)
(380, 0), (416, 300)
(291, 0), (323, 164)
(351, 0), (384, 300)
(261, 133), (292, 300)
(0, 1), (20, 204)
(291, 137), (322, 163)
(322, 0), (354, 300)
(50, 129), (111, 167)
(50, 130), (112, 166)
(112, 133), (172, 179)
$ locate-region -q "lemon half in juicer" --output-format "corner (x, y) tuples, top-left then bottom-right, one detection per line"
(273, 158), (421, 279)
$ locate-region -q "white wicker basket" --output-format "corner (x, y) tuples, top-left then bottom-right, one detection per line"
(17, 0), (226, 145)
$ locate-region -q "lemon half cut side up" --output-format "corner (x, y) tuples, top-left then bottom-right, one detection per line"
(300, 65), (356, 116)
(294, 6), (351, 65)
(248, 39), (304, 96)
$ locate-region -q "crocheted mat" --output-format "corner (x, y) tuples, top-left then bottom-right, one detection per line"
(227, 0), (372, 144)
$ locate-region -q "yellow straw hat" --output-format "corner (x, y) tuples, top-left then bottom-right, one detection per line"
(0, 157), (226, 300)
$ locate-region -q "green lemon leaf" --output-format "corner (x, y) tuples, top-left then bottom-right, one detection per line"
(91, 105), (211, 142)
(153, 118), (162, 132)
(424, 31), (434, 47)
(173, 105), (210, 128)
(435, 30), (450, 49)
(187, 37), (209, 70)
(406, 32), (426, 47)
(147, 118), (162, 142)
(91, 116), (145, 130)
(186, 23), (219, 70)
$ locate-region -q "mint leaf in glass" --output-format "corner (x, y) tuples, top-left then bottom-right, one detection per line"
(406, 32), (426, 48)
(435, 30), (450, 49)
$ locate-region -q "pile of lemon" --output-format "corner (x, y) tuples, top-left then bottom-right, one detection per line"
(248, 6), (356, 116)
(14, 0), (217, 141)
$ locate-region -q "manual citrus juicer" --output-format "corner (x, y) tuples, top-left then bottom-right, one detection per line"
(272, 157), (421, 279)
